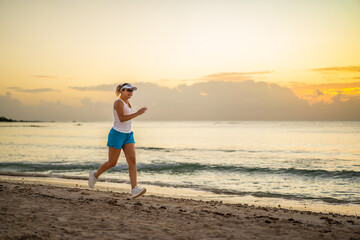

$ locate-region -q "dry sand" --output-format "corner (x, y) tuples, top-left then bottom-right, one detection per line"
(1, 180), (360, 240)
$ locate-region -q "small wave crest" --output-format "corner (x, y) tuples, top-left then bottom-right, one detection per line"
(0, 161), (359, 179)
(137, 146), (263, 153)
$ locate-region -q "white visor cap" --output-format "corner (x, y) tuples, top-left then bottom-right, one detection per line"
(121, 83), (137, 91)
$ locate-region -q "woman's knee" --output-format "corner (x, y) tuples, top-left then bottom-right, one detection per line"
(107, 161), (117, 168)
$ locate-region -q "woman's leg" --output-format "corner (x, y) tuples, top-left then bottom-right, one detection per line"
(122, 143), (137, 189)
(94, 147), (121, 178)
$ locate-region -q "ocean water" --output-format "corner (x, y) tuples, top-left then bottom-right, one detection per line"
(1, 121), (360, 214)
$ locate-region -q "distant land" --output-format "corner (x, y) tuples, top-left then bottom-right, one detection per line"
(0, 116), (42, 122)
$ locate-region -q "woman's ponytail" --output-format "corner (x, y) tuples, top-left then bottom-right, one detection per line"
(115, 84), (122, 96)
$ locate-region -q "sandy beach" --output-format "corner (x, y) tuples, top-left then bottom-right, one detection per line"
(0, 179), (359, 240)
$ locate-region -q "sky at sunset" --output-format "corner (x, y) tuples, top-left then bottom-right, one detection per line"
(0, 0), (360, 120)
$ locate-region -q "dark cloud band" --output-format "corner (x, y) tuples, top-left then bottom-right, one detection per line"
(6, 87), (58, 93)
(312, 66), (360, 72)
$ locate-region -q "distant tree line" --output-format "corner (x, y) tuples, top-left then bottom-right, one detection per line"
(0, 116), (15, 122)
(0, 116), (41, 122)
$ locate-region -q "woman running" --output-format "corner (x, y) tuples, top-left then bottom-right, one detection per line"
(88, 83), (147, 198)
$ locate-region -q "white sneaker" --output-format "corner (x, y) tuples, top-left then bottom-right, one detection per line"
(88, 171), (98, 189)
(131, 186), (146, 198)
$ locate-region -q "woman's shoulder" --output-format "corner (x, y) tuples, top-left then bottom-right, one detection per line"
(114, 98), (125, 104)
(114, 99), (124, 108)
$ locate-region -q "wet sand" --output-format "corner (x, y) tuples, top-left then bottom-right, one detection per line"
(1, 180), (359, 240)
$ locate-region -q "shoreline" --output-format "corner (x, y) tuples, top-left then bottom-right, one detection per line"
(1, 172), (360, 216)
(1, 179), (360, 239)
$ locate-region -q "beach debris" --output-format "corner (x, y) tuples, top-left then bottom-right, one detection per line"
(108, 199), (118, 206)
(346, 220), (355, 225)
(134, 202), (143, 206)
(287, 218), (302, 224)
(320, 216), (341, 225)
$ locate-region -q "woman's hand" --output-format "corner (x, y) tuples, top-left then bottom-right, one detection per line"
(137, 107), (148, 116)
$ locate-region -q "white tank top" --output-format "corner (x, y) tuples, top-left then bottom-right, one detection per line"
(112, 98), (133, 133)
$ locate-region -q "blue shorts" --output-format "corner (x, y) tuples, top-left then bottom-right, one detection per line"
(107, 128), (135, 149)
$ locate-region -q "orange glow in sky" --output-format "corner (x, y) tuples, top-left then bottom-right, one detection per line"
(0, 0), (359, 107)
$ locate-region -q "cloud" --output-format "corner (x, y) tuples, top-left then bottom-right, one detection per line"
(289, 81), (360, 104)
(310, 94), (360, 120)
(31, 75), (58, 79)
(312, 66), (360, 72)
(290, 82), (360, 89)
(289, 82), (360, 97)
(203, 71), (273, 82)
(128, 81), (360, 121)
(6, 87), (21, 90)
(316, 89), (324, 96)
(0, 92), (111, 121)
(6, 87), (59, 93)
(69, 84), (116, 91)
(68, 82), (170, 93)
(67, 72), (273, 91)
(1, 81), (360, 121)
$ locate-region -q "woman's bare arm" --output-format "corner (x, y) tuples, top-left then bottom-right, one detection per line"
(114, 100), (147, 122)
